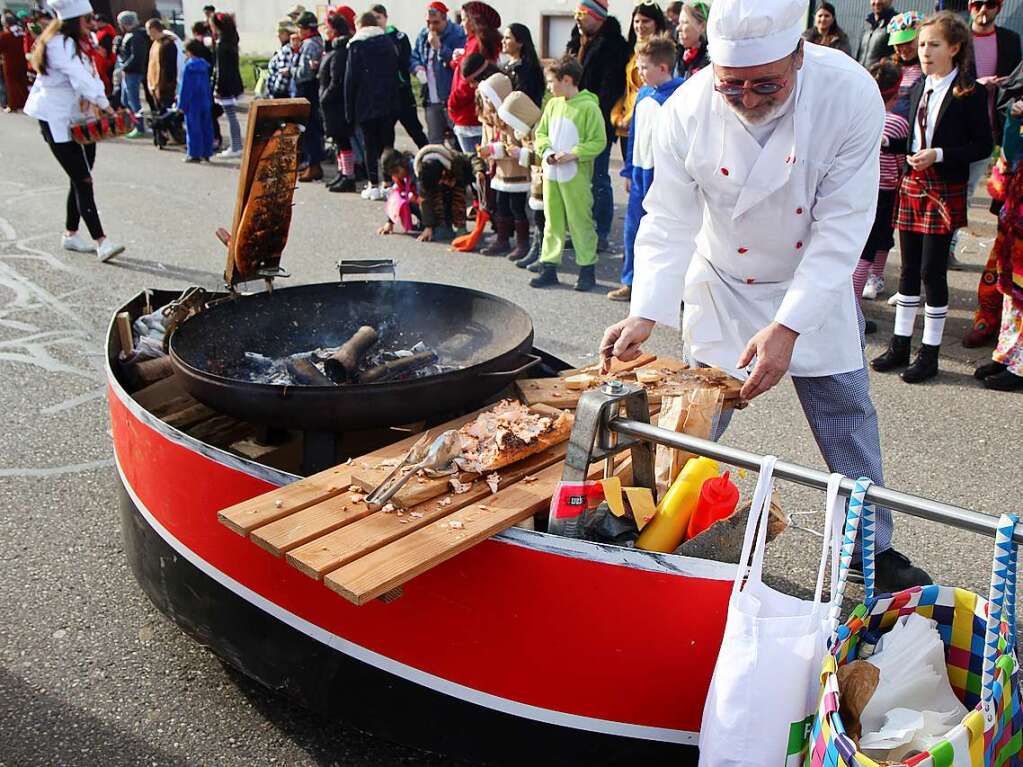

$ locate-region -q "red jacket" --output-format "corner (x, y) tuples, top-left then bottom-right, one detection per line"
(447, 35), (492, 128)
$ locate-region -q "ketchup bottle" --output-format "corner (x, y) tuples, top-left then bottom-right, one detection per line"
(686, 471), (740, 541)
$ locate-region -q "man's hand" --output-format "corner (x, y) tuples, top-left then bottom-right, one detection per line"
(428, 31), (440, 49)
(600, 317), (655, 373)
(624, 178), (632, 195)
(736, 322), (798, 400)
(417, 226), (434, 242)
(907, 148), (937, 171)
(1012, 99), (1023, 118)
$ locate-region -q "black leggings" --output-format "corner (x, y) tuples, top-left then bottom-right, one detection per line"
(359, 116), (396, 185)
(898, 230), (953, 306)
(496, 190), (528, 223)
(40, 121), (104, 240)
(394, 102), (428, 149)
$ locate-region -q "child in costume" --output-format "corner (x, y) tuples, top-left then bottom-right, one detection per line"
(609, 34), (683, 302)
(377, 148), (421, 236)
(476, 72), (520, 256)
(414, 144), (473, 242)
(178, 39), (214, 162)
(496, 90), (544, 264)
(529, 55), (607, 292)
(851, 61), (908, 330)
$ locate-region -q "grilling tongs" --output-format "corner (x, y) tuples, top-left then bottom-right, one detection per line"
(366, 430), (463, 508)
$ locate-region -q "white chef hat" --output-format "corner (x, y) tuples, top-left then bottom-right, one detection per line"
(707, 0), (805, 68)
(48, 0), (94, 20)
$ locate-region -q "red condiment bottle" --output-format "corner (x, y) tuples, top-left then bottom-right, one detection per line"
(686, 471), (740, 541)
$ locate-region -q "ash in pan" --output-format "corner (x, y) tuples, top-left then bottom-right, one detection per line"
(238, 341), (460, 386)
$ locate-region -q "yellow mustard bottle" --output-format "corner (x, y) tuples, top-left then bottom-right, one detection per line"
(636, 457), (720, 553)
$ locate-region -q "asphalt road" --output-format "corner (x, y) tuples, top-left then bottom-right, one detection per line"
(0, 110), (1019, 766)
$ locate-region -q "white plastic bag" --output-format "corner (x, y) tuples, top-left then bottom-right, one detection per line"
(698, 460), (844, 767)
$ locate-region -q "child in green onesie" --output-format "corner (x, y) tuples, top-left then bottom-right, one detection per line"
(529, 55), (607, 292)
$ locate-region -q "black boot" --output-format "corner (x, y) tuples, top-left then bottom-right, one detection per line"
(870, 335), (911, 372)
(984, 369), (1023, 391)
(864, 319), (877, 335)
(529, 265), (558, 287)
(848, 548), (932, 593)
(974, 361), (1008, 380)
(901, 343), (939, 383)
(328, 175), (356, 193)
(507, 219), (531, 261)
(574, 265), (596, 292)
(516, 225), (541, 269)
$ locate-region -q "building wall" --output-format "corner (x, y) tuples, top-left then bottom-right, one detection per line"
(181, 0), (641, 57)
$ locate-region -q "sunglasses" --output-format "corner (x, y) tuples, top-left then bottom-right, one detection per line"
(714, 79), (788, 97)
(969, 0), (1001, 9)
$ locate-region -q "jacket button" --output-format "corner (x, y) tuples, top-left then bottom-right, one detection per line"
(737, 247), (748, 254)
(796, 241), (803, 249)
(721, 167), (730, 176)
(796, 207), (803, 215)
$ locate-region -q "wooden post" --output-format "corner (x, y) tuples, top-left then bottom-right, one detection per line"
(115, 312), (134, 358)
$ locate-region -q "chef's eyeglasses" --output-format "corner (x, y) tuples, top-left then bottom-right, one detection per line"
(714, 79), (788, 97)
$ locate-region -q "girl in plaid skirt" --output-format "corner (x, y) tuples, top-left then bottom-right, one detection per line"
(872, 11), (992, 383)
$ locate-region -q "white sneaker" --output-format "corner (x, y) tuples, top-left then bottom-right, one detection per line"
(218, 148), (242, 159)
(360, 183), (374, 199)
(862, 274), (885, 300)
(368, 185), (386, 201)
(96, 239), (125, 263)
(887, 292), (899, 306)
(62, 233), (94, 253)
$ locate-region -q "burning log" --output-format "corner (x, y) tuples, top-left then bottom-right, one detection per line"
(359, 351), (437, 384)
(324, 326), (378, 383)
(285, 356), (334, 386)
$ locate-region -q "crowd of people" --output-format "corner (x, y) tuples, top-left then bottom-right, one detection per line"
(5, 0), (1023, 391)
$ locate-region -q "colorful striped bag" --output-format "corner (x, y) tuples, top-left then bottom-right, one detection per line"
(806, 478), (1021, 767)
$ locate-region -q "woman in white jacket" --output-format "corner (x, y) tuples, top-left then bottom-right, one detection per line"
(24, 0), (124, 262)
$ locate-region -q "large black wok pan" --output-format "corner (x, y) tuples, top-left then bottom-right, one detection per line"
(168, 281), (537, 432)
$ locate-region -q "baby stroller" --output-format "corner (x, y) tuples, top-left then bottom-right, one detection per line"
(149, 108), (186, 149)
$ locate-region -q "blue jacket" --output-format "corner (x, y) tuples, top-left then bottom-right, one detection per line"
(409, 21), (466, 106)
(177, 57), (211, 114)
(621, 78), (684, 198)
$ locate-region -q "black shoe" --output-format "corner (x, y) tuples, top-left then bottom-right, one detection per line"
(597, 236), (610, 254)
(848, 548), (933, 594)
(871, 335), (911, 372)
(526, 258), (544, 273)
(901, 343), (939, 383)
(574, 265), (596, 292)
(529, 266), (558, 287)
(517, 229), (541, 268)
(983, 369), (1023, 391)
(328, 175), (356, 193)
(974, 361), (1008, 380)
(864, 319), (877, 335)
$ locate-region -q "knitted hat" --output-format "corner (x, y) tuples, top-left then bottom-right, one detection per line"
(414, 143), (454, 176)
(887, 11), (921, 45)
(462, 1), (501, 29)
(708, 0), (804, 67)
(329, 5), (355, 31)
(478, 72), (512, 110)
(296, 10), (318, 28)
(576, 0), (608, 20)
(498, 91), (541, 135)
(49, 0), (93, 21)
(427, 1), (449, 14)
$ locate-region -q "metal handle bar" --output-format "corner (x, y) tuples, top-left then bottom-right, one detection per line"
(610, 416), (1023, 546)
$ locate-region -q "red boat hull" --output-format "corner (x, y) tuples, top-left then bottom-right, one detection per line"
(109, 292), (735, 764)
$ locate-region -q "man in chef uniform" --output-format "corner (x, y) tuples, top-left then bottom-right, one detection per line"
(600, 0), (931, 592)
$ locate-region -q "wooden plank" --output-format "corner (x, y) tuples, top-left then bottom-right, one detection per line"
(249, 490), (375, 556)
(115, 312), (134, 357)
(561, 352), (657, 378)
(132, 375), (190, 412)
(163, 403), (219, 430)
(217, 410), (487, 536)
(286, 445), (567, 580)
(324, 459), (608, 606)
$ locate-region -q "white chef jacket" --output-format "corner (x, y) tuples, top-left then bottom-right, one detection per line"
(911, 67), (957, 163)
(630, 42), (885, 379)
(24, 35), (110, 142)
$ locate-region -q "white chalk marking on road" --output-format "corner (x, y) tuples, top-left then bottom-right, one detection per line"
(0, 217), (15, 241)
(41, 387), (106, 415)
(0, 459), (114, 478)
